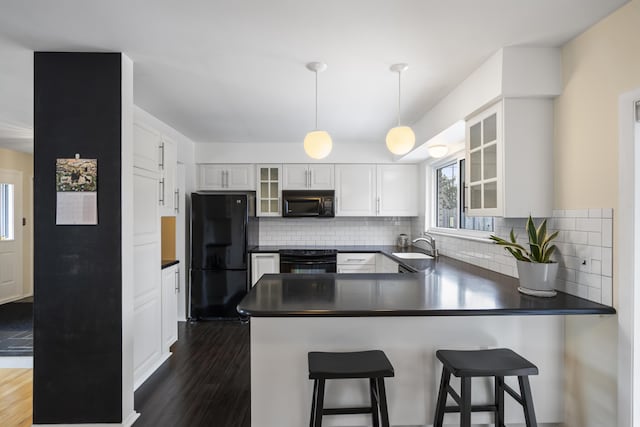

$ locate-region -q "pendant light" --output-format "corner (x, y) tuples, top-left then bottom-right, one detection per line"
(304, 62), (332, 159)
(386, 63), (415, 155)
(427, 143), (449, 158)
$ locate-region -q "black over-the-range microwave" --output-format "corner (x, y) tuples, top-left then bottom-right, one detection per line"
(282, 190), (335, 217)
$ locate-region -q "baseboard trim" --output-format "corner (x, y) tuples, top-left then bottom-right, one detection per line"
(0, 356), (32, 368)
(133, 352), (171, 390)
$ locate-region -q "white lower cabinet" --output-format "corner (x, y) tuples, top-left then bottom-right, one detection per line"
(375, 254), (399, 273)
(251, 253), (280, 286)
(161, 264), (179, 351)
(337, 253), (376, 273)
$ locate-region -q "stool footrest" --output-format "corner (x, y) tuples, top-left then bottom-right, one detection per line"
(503, 382), (524, 405)
(323, 407), (373, 416)
(444, 404), (497, 413)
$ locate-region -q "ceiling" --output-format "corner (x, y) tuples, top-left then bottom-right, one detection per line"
(0, 0), (628, 152)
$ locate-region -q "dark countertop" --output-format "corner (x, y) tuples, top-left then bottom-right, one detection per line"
(250, 245), (434, 272)
(161, 259), (180, 269)
(237, 256), (616, 317)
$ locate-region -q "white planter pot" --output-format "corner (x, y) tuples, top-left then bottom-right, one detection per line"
(516, 260), (558, 297)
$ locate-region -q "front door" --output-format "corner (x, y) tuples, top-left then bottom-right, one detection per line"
(0, 168), (23, 304)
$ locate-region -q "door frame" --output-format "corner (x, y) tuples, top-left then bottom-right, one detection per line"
(618, 88), (640, 427)
(0, 168), (23, 304)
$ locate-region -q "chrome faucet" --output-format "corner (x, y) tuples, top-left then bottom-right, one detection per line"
(412, 233), (437, 257)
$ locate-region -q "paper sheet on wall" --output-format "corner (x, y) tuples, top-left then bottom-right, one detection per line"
(55, 158), (98, 225)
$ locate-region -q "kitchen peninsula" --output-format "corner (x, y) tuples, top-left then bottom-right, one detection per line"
(238, 255), (615, 427)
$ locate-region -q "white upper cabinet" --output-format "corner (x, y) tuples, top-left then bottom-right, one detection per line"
(465, 98), (553, 218)
(282, 164), (334, 190)
(335, 164), (377, 216)
(159, 137), (177, 216)
(256, 164), (282, 216)
(197, 164), (256, 191)
(376, 164), (418, 217)
(133, 123), (161, 172)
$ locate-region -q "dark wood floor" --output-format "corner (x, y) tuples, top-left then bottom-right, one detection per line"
(134, 320), (250, 427)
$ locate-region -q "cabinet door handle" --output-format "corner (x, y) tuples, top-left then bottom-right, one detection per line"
(304, 169), (308, 188)
(159, 179), (165, 205)
(335, 196), (338, 213)
(308, 169), (312, 188)
(463, 185), (468, 213)
(376, 197), (380, 214)
(158, 143), (164, 169)
(174, 189), (180, 213)
(175, 269), (180, 293)
(347, 258), (366, 262)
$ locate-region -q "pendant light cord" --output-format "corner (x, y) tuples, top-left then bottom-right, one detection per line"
(315, 70), (319, 130)
(397, 70), (401, 127)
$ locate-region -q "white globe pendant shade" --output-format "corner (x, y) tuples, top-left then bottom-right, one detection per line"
(385, 125), (416, 155)
(304, 130), (333, 159)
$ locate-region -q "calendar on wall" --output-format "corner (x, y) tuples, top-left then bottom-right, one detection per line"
(55, 157), (98, 225)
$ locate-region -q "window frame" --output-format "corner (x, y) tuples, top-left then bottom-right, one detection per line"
(427, 151), (494, 242)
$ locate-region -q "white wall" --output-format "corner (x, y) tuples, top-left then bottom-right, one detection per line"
(410, 47), (561, 152)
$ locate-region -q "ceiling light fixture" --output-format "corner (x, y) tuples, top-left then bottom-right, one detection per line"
(304, 62), (332, 160)
(427, 143), (449, 158)
(386, 63), (415, 155)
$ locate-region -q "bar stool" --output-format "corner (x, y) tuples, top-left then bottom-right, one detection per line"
(433, 348), (539, 427)
(308, 350), (394, 427)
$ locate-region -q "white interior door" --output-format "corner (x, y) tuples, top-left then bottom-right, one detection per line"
(0, 169), (23, 304)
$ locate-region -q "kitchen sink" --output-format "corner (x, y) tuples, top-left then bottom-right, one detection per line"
(392, 252), (433, 260)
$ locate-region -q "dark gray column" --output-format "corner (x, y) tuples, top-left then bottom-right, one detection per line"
(33, 52), (123, 423)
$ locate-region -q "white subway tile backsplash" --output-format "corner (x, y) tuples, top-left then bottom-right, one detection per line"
(602, 248), (613, 277)
(588, 287), (602, 302)
(571, 209), (590, 218)
(259, 217), (412, 246)
(576, 218), (602, 233)
(576, 271), (601, 289)
(602, 277), (613, 305)
(588, 208), (602, 218)
(602, 219), (613, 248)
(588, 232), (602, 246)
(564, 230), (589, 245)
(416, 208), (614, 306)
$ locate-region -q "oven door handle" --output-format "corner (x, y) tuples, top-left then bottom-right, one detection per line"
(280, 260), (337, 265)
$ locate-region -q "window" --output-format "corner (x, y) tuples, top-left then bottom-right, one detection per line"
(436, 162), (458, 228)
(434, 159), (493, 233)
(0, 183), (14, 241)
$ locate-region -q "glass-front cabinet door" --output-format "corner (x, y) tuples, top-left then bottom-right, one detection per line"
(257, 164), (282, 216)
(465, 101), (502, 216)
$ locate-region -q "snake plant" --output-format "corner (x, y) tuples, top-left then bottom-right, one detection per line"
(489, 216), (558, 263)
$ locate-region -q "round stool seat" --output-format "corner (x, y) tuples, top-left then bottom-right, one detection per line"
(436, 348), (538, 377)
(308, 350), (395, 379)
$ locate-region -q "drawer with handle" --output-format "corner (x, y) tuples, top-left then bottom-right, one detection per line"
(336, 253), (376, 265)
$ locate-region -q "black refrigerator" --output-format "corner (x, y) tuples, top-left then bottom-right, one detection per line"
(190, 193), (258, 319)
